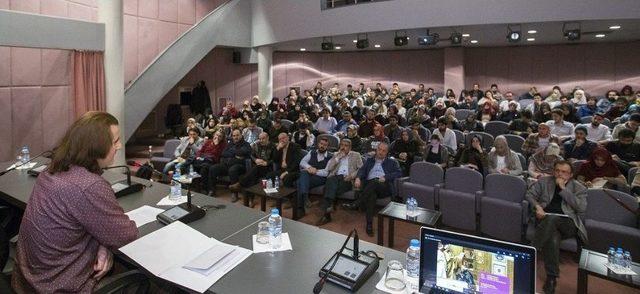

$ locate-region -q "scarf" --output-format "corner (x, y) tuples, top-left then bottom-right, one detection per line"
(577, 147), (621, 181)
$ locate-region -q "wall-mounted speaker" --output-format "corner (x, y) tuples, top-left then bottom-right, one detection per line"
(232, 51), (241, 64)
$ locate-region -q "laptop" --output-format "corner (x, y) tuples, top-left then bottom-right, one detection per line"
(419, 227), (536, 294)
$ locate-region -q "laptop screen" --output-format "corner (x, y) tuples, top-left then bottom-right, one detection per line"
(419, 227), (536, 294)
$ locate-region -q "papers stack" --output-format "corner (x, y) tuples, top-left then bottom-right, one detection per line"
(157, 195), (188, 206)
(120, 221), (252, 293)
(125, 205), (164, 228)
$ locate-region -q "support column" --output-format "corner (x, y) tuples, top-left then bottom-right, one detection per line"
(98, 0), (125, 165)
(444, 47), (465, 93)
(257, 46), (273, 103)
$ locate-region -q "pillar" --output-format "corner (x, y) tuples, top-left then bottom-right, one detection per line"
(444, 47), (465, 93)
(257, 46), (273, 103)
(98, 0), (125, 165)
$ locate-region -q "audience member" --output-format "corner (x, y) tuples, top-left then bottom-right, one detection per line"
(508, 110), (536, 138)
(204, 129), (251, 197)
(575, 147), (628, 190)
(522, 123), (560, 157)
(455, 134), (487, 173)
(611, 113), (640, 143)
(605, 128), (640, 174)
(578, 113), (611, 143)
(528, 143), (563, 180)
(297, 138), (333, 216)
(546, 109), (574, 141)
(235, 133), (276, 203)
(562, 126), (596, 161)
(267, 133), (302, 188)
(390, 129), (422, 176)
(487, 135), (523, 176)
(433, 117), (458, 152)
(362, 124), (390, 156)
(163, 128), (204, 175)
(241, 118), (262, 144)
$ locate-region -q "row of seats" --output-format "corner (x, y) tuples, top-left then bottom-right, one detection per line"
(398, 162), (640, 261)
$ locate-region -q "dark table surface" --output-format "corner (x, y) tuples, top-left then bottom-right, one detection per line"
(378, 201), (441, 226)
(244, 184), (297, 198)
(0, 159), (404, 293)
(579, 249), (640, 288)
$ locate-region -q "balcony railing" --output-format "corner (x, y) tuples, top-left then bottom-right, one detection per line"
(321, 0), (391, 10)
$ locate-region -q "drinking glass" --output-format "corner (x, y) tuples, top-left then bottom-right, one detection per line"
(384, 260), (406, 291)
(256, 221), (270, 244)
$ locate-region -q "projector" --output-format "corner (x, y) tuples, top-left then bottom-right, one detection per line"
(418, 33), (439, 46)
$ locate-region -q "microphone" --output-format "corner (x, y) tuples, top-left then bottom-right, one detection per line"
(102, 165), (145, 198)
(0, 150), (53, 177)
(314, 229), (356, 294)
(353, 229), (359, 260)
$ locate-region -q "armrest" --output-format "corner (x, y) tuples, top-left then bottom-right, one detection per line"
(396, 176), (410, 197)
(151, 151), (164, 157)
(93, 270), (150, 294)
(434, 184), (443, 208)
(475, 191), (485, 215)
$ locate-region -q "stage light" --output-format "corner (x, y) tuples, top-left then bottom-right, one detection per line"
(462, 33), (470, 37)
(564, 29), (581, 41)
(374, 44), (381, 48)
(450, 32), (462, 45)
(356, 33), (369, 49)
(418, 30), (439, 46)
(335, 46), (342, 50)
(321, 37), (334, 50)
(526, 38), (535, 42)
(394, 36), (408, 46)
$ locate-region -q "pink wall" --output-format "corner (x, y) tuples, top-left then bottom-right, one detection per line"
(464, 41), (640, 97)
(0, 0), (224, 161)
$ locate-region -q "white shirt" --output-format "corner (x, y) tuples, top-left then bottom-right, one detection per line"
(496, 155), (507, 171)
(337, 156), (350, 176)
(499, 100), (521, 112)
(578, 123), (611, 142)
(433, 128), (457, 152)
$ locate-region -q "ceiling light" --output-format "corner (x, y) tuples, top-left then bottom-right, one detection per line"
(609, 25), (621, 30)
(470, 40), (478, 44)
(335, 46), (341, 50)
(374, 44), (381, 48)
(450, 32), (462, 45)
(527, 30), (537, 34)
(526, 38), (535, 42)
(353, 39), (358, 43)
(507, 27), (521, 43)
(462, 33), (470, 37)
(595, 34), (606, 38)
(300, 48), (306, 51)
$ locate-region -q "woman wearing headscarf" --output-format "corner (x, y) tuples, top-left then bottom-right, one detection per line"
(390, 129), (423, 176)
(455, 134), (488, 173)
(423, 134), (450, 169)
(362, 124), (390, 156)
(487, 135), (523, 176)
(268, 97), (283, 112)
(576, 147), (628, 190)
(528, 143), (563, 180)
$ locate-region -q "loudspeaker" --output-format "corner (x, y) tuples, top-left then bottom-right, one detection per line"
(232, 51), (241, 64)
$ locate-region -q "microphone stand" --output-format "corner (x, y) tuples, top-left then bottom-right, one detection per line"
(314, 229), (356, 294)
(0, 150), (53, 177)
(147, 166), (208, 224)
(102, 165), (146, 198)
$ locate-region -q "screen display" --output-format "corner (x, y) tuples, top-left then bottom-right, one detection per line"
(162, 206), (190, 220)
(323, 254), (367, 282)
(419, 228), (535, 294)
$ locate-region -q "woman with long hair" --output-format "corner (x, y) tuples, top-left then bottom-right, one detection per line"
(576, 147), (628, 190)
(12, 112), (138, 292)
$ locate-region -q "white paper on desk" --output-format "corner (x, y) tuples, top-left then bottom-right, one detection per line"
(6, 162), (37, 171)
(252, 233), (293, 253)
(157, 195), (187, 206)
(591, 178), (608, 188)
(119, 221), (252, 293)
(125, 205), (164, 228)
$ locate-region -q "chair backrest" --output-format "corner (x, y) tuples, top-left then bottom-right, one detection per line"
(444, 167), (483, 194)
(455, 109), (475, 121)
(629, 167), (639, 185)
(580, 116), (593, 124)
(602, 118), (613, 128)
(317, 134), (340, 151)
(572, 160), (586, 174)
(516, 153), (527, 171)
(503, 134), (525, 154)
(163, 139), (181, 158)
(586, 189), (638, 227)
(484, 174), (527, 202)
(452, 129), (465, 148)
(419, 126), (431, 142)
(484, 121), (510, 138)
(519, 99), (533, 109)
(466, 131), (494, 151)
(409, 162), (444, 186)
(280, 119), (294, 129)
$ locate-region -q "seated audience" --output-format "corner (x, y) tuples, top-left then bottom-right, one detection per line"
(563, 126), (597, 161)
(528, 143), (563, 180)
(455, 134), (488, 173)
(423, 134), (450, 169)
(522, 123), (560, 157)
(508, 109), (537, 138)
(314, 108), (338, 134)
(390, 129), (423, 176)
(297, 138), (333, 216)
(487, 135), (523, 176)
(12, 112), (138, 293)
(384, 115), (403, 142)
(460, 113), (484, 133)
(358, 108), (377, 138)
(575, 147), (628, 190)
(344, 143), (402, 236)
(269, 118), (289, 143)
(433, 117), (458, 152)
(236, 133), (276, 203)
(604, 97), (629, 121)
(605, 128), (640, 174)
(317, 139), (363, 226)
(192, 131), (226, 184)
(203, 117), (220, 138)
(185, 117), (205, 137)
(292, 122), (315, 150)
(241, 118), (262, 144)
(546, 109), (574, 141)
(525, 161), (587, 294)
(597, 90), (619, 113)
(577, 96), (598, 118)
(205, 129), (251, 197)
(362, 124), (390, 156)
(345, 125), (363, 153)
(611, 113), (640, 143)
(533, 101), (552, 123)
(578, 112), (611, 143)
(267, 133), (302, 187)
(498, 91), (520, 112)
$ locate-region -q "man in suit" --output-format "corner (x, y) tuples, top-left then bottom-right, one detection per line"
(344, 142), (402, 236)
(317, 138), (363, 226)
(525, 160), (588, 294)
(266, 133), (301, 187)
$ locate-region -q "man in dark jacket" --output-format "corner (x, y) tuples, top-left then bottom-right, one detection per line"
(267, 133), (302, 187)
(296, 137), (333, 216)
(344, 142), (402, 236)
(234, 133), (276, 203)
(206, 129), (251, 197)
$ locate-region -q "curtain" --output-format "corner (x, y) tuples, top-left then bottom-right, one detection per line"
(73, 51), (105, 118)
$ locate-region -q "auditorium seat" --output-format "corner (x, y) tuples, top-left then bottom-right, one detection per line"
(438, 167), (484, 231)
(316, 134), (340, 151)
(504, 134), (525, 154)
(584, 189), (639, 262)
(465, 131), (494, 152)
(479, 174), (528, 243)
(484, 121), (509, 138)
(150, 139), (181, 171)
(399, 162), (444, 210)
(455, 109), (475, 121)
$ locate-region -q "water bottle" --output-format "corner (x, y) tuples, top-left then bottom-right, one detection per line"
(615, 248), (624, 269)
(623, 251), (632, 269)
(406, 196), (416, 217)
(406, 239), (421, 278)
(274, 176), (280, 190)
(189, 164), (195, 177)
(607, 247), (616, 266)
(21, 146), (30, 164)
(170, 172), (182, 200)
(268, 208), (282, 249)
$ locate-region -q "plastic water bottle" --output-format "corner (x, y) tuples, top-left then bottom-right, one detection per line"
(406, 239), (421, 278)
(274, 177), (280, 190)
(268, 208), (282, 249)
(170, 172), (182, 200)
(189, 164), (195, 177)
(406, 196), (417, 217)
(21, 146), (30, 164)
(607, 247), (616, 266)
(615, 248), (624, 269)
(623, 251), (632, 269)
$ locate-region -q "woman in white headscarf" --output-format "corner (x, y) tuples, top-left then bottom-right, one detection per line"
(487, 136), (523, 176)
(572, 89), (587, 105)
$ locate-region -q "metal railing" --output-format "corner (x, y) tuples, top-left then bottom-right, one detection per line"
(321, 0), (391, 10)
